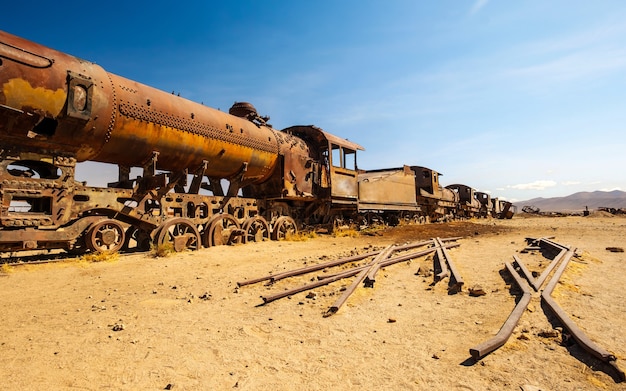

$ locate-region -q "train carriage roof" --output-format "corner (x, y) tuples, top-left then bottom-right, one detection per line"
(282, 125), (364, 151)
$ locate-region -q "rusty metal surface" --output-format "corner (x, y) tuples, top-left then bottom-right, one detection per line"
(284, 125), (364, 153)
(257, 242), (442, 308)
(0, 28), (516, 256)
(237, 249), (382, 287)
(445, 184), (481, 216)
(541, 248), (625, 381)
(512, 255), (539, 291)
(439, 237), (464, 292)
(358, 166), (420, 211)
(283, 125), (362, 202)
(469, 262), (532, 360)
(324, 245), (395, 316)
(0, 30), (279, 184)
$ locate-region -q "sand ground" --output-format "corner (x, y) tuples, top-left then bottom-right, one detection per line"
(1, 215), (625, 390)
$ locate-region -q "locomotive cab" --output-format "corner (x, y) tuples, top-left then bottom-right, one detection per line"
(282, 125), (364, 205)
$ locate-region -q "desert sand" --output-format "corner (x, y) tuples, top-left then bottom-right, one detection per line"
(1, 215), (625, 390)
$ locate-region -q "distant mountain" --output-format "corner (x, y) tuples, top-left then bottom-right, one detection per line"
(514, 190), (626, 212)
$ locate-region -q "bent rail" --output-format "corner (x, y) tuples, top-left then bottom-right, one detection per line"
(469, 262), (531, 360)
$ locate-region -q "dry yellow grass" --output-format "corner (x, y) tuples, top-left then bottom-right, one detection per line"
(79, 251), (119, 263)
(151, 242), (175, 257)
(1, 263), (13, 274)
(332, 228), (360, 238)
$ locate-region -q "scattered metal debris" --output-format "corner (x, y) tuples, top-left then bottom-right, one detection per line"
(522, 205), (541, 214)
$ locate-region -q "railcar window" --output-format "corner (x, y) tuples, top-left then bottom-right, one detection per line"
(331, 145), (341, 168)
(330, 144), (356, 170)
(344, 149), (356, 170)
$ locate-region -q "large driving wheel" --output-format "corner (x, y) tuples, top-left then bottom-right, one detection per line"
(156, 218), (201, 252)
(271, 216), (297, 241)
(87, 219), (126, 253)
(204, 214), (241, 246)
(242, 216), (270, 243)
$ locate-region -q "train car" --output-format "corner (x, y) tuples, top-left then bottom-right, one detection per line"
(243, 124), (364, 228)
(445, 184), (481, 218)
(411, 166), (459, 222)
(355, 165), (461, 225)
(475, 191), (493, 218)
(357, 166), (421, 225)
(494, 198), (515, 219)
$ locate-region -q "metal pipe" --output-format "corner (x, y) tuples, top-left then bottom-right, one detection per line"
(469, 262), (531, 360)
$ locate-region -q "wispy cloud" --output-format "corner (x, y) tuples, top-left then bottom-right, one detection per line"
(508, 180), (557, 190)
(503, 47), (626, 87)
(469, 0), (489, 16)
(562, 181), (581, 186)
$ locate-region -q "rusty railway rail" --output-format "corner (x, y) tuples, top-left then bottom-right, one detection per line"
(259, 244), (446, 305)
(238, 237), (460, 288)
(253, 238), (462, 312)
(469, 238), (624, 383)
(0, 249), (141, 268)
(541, 247), (625, 382)
(469, 262), (532, 360)
(325, 245), (395, 317)
(237, 239), (439, 287)
(434, 237), (464, 293)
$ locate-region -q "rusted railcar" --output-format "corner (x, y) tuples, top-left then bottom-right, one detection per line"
(475, 191), (492, 218)
(357, 166), (421, 225)
(445, 184), (481, 218)
(410, 166), (459, 222)
(355, 165), (463, 225)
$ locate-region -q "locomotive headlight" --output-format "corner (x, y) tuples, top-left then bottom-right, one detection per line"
(66, 72), (93, 121)
(72, 84), (87, 111)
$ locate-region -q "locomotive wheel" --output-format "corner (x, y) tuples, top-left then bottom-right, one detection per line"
(87, 219), (126, 253)
(204, 214), (241, 246)
(156, 218), (200, 252)
(242, 216), (270, 243)
(271, 216), (297, 241)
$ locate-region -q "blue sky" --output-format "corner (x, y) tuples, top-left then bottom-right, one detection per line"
(3, 1), (625, 202)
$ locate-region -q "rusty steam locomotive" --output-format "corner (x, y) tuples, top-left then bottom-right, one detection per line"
(0, 30), (512, 255)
